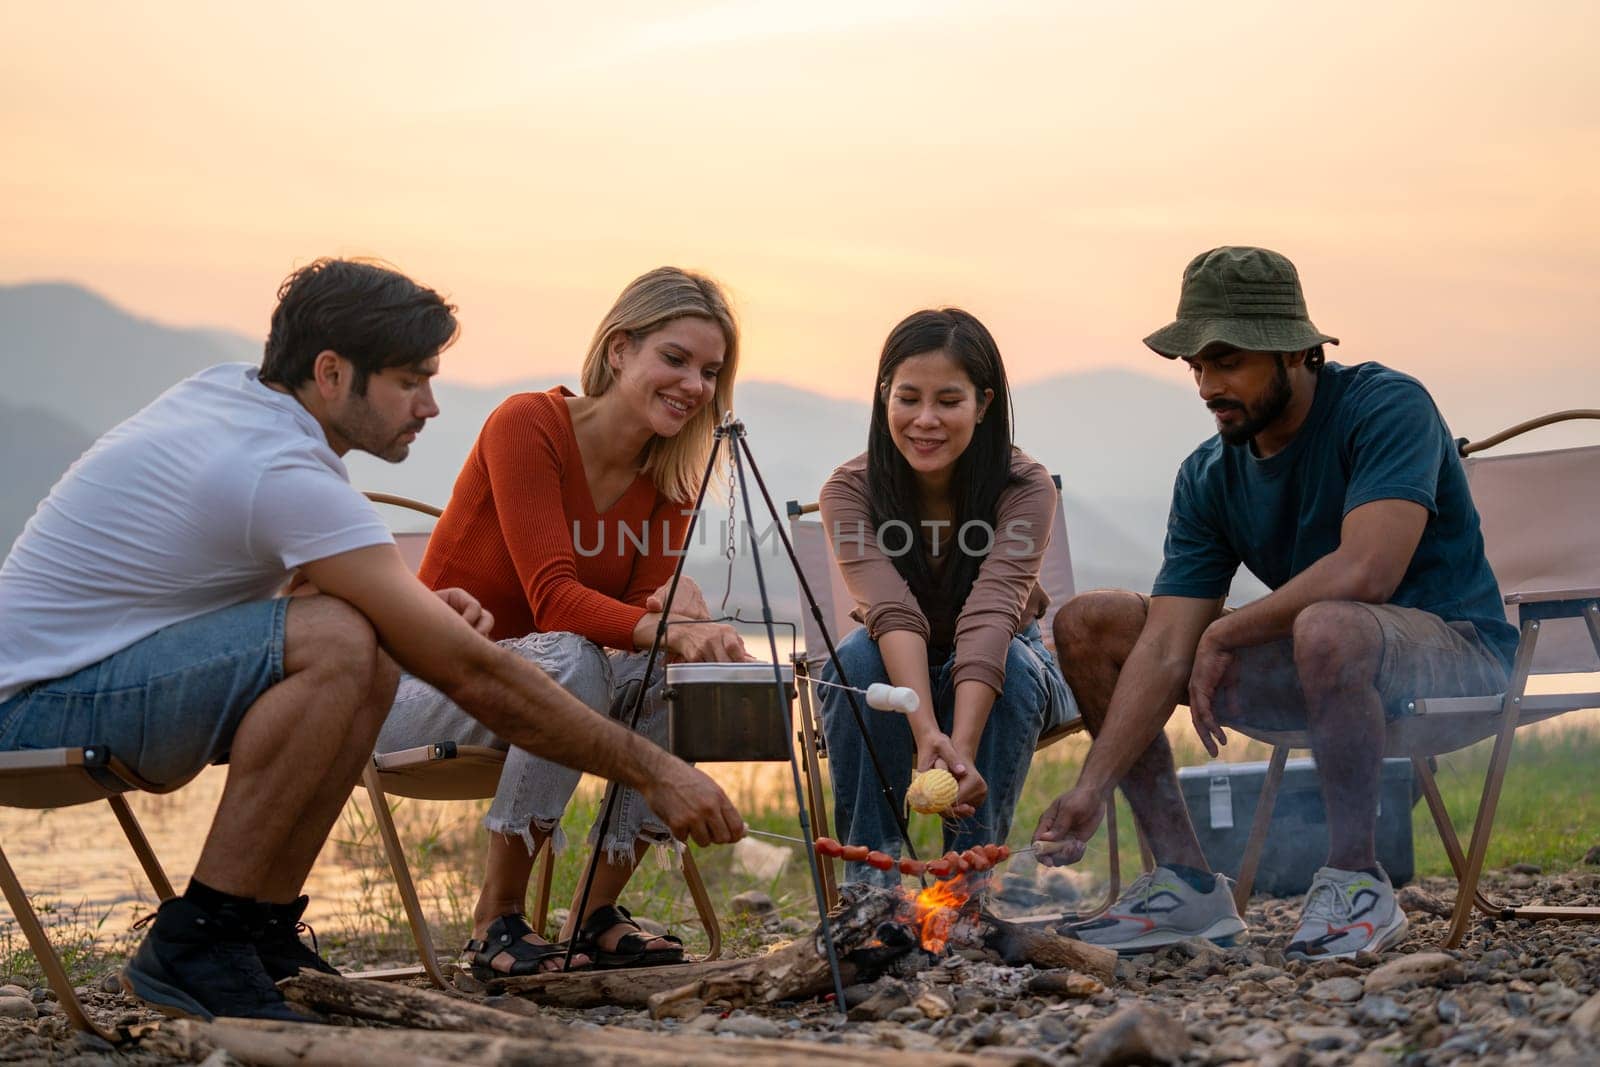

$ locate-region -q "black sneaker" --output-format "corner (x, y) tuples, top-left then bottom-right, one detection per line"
(255, 895), (339, 981)
(121, 897), (304, 1022)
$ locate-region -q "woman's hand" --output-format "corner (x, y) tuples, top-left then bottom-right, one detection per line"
(435, 587), (495, 636)
(666, 620), (752, 663)
(646, 576), (710, 621)
(915, 733), (986, 818)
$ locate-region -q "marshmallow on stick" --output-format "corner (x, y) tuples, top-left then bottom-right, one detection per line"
(865, 683), (920, 714)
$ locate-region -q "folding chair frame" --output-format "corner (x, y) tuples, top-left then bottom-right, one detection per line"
(0, 748), (182, 1041)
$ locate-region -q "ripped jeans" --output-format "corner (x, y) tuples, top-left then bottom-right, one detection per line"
(375, 631), (672, 863)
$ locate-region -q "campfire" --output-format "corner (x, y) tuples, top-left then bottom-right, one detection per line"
(905, 874), (977, 954)
(448, 881), (1118, 1021)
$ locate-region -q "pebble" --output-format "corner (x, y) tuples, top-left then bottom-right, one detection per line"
(1353, 995), (1410, 1025)
(1286, 1023), (1360, 1051)
(1078, 1004), (1190, 1066)
(97, 973), (123, 995)
(0, 996), (38, 1020)
(714, 1013), (784, 1039)
(1569, 991), (1600, 1034)
(1027, 969), (1105, 998)
(912, 990), (952, 1019)
(1308, 976), (1364, 1003)
(846, 979), (910, 1022)
(1364, 951), (1463, 993)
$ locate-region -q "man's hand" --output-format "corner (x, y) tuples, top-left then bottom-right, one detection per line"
(435, 587), (495, 637)
(916, 733), (985, 818)
(642, 759), (746, 846)
(646, 577), (710, 621)
(1032, 786), (1105, 866)
(1187, 626), (1234, 757)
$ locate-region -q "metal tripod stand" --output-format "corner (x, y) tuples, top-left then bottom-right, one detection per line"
(562, 414), (921, 1013)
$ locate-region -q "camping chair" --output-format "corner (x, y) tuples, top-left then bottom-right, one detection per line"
(1227, 410), (1600, 948)
(0, 749), (182, 1040)
(359, 493), (719, 988)
(784, 474), (1149, 916)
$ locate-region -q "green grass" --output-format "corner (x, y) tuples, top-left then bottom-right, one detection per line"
(0, 895), (141, 989)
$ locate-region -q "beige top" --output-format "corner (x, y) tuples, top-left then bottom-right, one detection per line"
(819, 449), (1054, 694)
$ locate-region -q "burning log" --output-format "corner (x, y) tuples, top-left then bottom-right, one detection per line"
(495, 877), (1115, 1012)
(978, 906), (1117, 981)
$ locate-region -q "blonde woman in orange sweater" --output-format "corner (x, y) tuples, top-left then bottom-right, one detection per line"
(377, 268), (744, 974)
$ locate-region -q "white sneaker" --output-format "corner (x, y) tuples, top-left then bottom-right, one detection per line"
(1060, 867), (1246, 954)
(1285, 865), (1409, 960)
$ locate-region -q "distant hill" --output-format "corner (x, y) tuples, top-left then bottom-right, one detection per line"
(0, 282), (258, 435)
(0, 400), (93, 550)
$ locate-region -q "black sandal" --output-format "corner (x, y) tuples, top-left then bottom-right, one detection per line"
(462, 913), (586, 979)
(573, 904), (685, 969)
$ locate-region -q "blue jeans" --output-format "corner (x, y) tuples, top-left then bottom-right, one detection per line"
(818, 621), (1077, 886)
(0, 598), (288, 787)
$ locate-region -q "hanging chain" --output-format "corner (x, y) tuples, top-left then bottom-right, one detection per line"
(719, 437), (739, 615)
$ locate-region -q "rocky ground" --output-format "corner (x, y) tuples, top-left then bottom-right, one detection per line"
(3, 867), (1599, 1065)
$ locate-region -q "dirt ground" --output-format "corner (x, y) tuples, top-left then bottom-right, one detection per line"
(2, 867), (1598, 1066)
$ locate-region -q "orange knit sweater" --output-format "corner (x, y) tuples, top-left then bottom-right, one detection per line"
(418, 387), (692, 649)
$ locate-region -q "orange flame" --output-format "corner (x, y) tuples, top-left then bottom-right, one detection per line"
(911, 877), (971, 953)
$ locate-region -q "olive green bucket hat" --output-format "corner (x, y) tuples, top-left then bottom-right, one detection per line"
(1143, 246), (1339, 359)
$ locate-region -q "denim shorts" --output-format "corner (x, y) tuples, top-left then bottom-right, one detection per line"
(0, 598), (289, 788)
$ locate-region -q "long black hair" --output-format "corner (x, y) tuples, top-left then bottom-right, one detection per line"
(865, 308), (1017, 624)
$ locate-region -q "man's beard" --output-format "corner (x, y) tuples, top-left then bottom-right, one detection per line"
(336, 397), (422, 463)
(1211, 356), (1292, 447)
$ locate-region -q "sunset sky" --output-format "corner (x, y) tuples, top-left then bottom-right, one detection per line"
(2, 1), (1595, 403)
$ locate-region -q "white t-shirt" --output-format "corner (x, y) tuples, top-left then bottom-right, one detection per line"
(0, 363), (394, 703)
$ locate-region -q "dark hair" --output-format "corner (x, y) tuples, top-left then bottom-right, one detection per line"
(866, 308), (1017, 623)
(260, 258), (459, 393)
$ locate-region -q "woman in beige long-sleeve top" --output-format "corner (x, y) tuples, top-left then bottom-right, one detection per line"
(818, 308), (1078, 886)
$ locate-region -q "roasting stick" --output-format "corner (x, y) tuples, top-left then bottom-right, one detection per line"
(745, 827), (810, 846)
(807, 675), (922, 714)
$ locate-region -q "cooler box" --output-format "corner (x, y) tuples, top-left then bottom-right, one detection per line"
(1177, 757), (1415, 897)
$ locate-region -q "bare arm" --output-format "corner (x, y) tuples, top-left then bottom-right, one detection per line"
(1075, 595), (1221, 795)
(299, 545), (744, 845)
(1032, 594), (1219, 862)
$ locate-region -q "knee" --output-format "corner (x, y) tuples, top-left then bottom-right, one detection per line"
(511, 632), (610, 711)
(1293, 602), (1381, 692)
(368, 653), (401, 712)
(1052, 590), (1146, 665)
(286, 595), (381, 688)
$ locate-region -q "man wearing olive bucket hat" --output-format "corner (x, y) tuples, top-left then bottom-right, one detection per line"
(1033, 246), (1516, 958)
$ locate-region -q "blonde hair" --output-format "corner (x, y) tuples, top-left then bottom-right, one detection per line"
(579, 267), (740, 503)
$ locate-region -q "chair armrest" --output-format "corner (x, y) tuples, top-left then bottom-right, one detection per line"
(1504, 587), (1600, 605)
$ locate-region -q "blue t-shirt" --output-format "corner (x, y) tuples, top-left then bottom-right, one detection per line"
(1152, 361), (1518, 669)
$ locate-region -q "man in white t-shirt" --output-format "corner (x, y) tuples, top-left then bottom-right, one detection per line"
(0, 259), (745, 1022)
